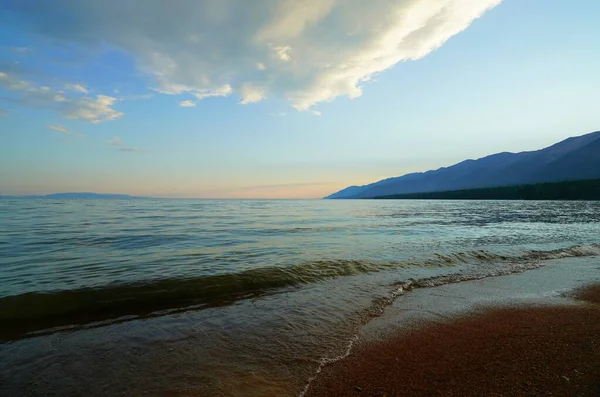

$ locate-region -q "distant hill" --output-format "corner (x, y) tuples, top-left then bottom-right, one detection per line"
(374, 179), (600, 201)
(0, 193), (146, 199)
(326, 130), (600, 199)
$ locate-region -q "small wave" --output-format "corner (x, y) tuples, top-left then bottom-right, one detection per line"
(299, 335), (358, 397)
(523, 244), (600, 260)
(0, 259), (425, 339)
(1, 244), (598, 340)
(362, 244), (600, 320)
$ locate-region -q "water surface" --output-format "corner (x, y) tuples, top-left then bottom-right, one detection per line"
(1, 199), (599, 396)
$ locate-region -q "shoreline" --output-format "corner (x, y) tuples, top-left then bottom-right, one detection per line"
(2, 257), (599, 397)
(304, 283), (600, 397)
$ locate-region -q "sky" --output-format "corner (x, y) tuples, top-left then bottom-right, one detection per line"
(0, 0), (599, 198)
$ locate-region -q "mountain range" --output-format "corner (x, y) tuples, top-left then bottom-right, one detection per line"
(326, 130), (600, 199)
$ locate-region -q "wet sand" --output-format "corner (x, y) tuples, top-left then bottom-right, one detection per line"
(305, 284), (600, 397)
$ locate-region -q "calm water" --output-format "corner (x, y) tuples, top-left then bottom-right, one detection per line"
(1, 199), (599, 396)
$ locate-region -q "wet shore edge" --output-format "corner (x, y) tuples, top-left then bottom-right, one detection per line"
(303, 283), (600, 397)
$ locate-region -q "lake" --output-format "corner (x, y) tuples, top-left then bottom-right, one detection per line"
(1, 199), (599, 396)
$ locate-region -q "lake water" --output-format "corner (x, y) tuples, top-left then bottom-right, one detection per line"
(1, 199), (599, 396)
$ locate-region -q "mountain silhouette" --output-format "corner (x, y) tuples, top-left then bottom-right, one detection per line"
(326, 130), (600, 199)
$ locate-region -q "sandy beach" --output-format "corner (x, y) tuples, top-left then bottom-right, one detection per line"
(305, 283), (600, 397)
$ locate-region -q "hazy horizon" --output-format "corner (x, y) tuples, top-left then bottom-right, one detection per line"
(2, 128), (599, 199)
(2, 1), (599, 198)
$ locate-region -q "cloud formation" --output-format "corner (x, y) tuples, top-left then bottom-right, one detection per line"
(0, 71), (123, 123)
(179, 100), (196, 107)
(48, 124), (70, 134)
(108, 136), (140, 152)
(10, 46), (32, 53)
(65, 83), (89, 94)
(3, 0), (501, 109)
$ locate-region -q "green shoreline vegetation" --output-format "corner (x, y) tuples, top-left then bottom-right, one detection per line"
(374, 179), (600, 200)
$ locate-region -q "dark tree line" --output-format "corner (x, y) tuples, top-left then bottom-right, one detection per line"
(374, 179), (600, 200)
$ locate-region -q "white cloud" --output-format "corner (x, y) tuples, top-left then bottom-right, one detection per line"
(271, 45), (292, 62)
(0, 71), (123, 123)
(193, 84), (233, 100)
(48, 124), (71, 134)
(0, 71), (29, 91)
(5, 0), (502, 109)
(108, 136), (140, 152)
(311, 110), (322, 116)
(64, 95), (122, 123)
(66, 83), (89, 94)
(109, 136), (122, 146)
(240, 83), (266, 104)
(10, 46), (32, 53)
(179, 99), (196, 107)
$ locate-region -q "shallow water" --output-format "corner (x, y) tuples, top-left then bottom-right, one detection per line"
(1, 199), (599, 396)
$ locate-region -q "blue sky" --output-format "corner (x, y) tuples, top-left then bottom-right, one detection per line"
(1, 0), (599, 198)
